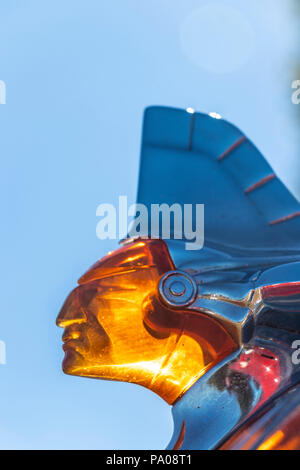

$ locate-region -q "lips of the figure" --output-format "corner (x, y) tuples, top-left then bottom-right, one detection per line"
(61, 330), (86, 373)
(62, 328), (80, 343)
(62, 345), (85, 374)
(61, 319), (111, 375)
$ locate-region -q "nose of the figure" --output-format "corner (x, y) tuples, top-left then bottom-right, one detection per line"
(56, 286), (87, 328)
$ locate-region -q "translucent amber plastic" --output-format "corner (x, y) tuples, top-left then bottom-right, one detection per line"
(57, 239), (238, 404)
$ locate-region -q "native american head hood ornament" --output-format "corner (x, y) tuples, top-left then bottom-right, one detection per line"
(57, 106), (300, 450)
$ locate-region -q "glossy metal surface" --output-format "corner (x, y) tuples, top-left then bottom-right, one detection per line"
(57, 106), (300, 449)
(158, 270), (198, 307)
(57, 239), (237, 405)
(167, 338), (297, 449)
(219, 383), (300, 450)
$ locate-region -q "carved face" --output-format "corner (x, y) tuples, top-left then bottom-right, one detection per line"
(56, 239), (237, 404)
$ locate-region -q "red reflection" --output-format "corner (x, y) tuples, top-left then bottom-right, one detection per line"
(230, 347), (280, 412)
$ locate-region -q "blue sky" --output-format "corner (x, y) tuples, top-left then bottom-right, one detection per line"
(0, 0), (299, 449)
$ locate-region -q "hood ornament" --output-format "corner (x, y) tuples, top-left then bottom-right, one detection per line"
(57, 106), (300, 450)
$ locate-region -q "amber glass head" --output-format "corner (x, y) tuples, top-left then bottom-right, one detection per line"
(56, 239), (237, 404)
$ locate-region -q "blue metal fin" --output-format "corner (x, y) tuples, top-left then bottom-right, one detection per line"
(137, 106), (300, 252)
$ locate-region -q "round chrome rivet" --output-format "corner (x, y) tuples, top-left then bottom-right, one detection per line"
(158, 271), (197, 308)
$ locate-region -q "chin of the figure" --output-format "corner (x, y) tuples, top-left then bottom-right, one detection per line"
(61, 353), (106, 379)
(61, 357), (146, 384)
